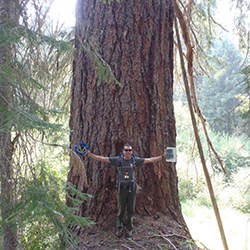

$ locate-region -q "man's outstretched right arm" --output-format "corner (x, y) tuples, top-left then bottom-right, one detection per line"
(87, 151), (110, 163)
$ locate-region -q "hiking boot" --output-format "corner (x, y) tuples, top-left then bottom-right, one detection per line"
(125, 230), (133, 239)
(116, 227), (123, 238)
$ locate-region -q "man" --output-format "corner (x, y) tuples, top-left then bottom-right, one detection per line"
(87, 143), (167, 238)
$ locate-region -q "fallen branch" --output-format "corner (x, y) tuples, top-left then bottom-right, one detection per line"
(127, 238), (147, 250)
(157, 244), (164, 250)
(175, 0), (226, 174)
(174, 1), (229, 249)
(151, 232), (188, 239)
(121, 244), (132, 250)
(157, 233), (178, 250)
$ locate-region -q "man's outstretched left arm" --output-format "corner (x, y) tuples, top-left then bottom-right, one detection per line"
(144, 151), (167, 164)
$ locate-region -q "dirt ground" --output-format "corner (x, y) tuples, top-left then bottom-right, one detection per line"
(79, 213), (204, 250)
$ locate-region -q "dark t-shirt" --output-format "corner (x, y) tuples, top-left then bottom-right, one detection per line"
(109, 156), (144, 181)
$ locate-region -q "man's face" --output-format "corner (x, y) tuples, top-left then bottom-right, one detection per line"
(123, 146), (132, 159)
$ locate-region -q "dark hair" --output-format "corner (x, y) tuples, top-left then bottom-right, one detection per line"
(123, 143), (132, 149)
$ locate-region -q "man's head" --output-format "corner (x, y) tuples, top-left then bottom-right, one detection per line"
(123, 143), (132, 160)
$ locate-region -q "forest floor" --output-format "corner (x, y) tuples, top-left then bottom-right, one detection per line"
(77, 206), (250, 250)
(79, 213), (202, 250)
(182, 202), (250, 250)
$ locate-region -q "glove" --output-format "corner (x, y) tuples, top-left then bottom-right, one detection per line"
(74, 142), (89, 156)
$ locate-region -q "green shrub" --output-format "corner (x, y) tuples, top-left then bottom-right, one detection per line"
(178, 176), (206, 202)
(225, 168), (250, 214)
(5, 164), (93, 250)
(175, 100), (250, 212)
(195, 189), (213, 208)
(210, 134), (250, 176)
(177, 162), (207, 203)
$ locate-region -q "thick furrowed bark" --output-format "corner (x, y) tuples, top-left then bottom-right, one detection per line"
(68, 0), (189, 238)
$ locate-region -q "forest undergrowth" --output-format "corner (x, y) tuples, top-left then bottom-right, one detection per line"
(182, 201), (250, 250)
(177, 156), (250, 250)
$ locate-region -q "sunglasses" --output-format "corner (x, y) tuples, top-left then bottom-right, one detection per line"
(124, 149), (132, 152)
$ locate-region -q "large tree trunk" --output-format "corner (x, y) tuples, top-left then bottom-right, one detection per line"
(68, 0), (191, 246)
(0, 0), (19, 249)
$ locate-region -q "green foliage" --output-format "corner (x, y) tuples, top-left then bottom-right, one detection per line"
(0, 20), (74, 133)
(178, 175), (206, 202)
(176, 101), (250, 212)
(174, 101), (198, 157)
(239, 64), (250, 133)
(242, 65), (250, 91)
(197, 39), (248, 136)
(210, 134), (250, 179)
(80, 40), (120, 86)
(175, 98), (250, 174)
(181, 198), (250, 250)
(232, 0), (250, 50)
(179, 166), (250, 213)
(222, 168), (250, 214)
(178, 165), (213, 208)
(5, 164), (93, 249)
(0, 4), (80, 248)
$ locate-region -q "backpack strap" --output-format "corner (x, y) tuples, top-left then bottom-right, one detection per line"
(118, 154), (136, 167)
(116, 154), (136, 193)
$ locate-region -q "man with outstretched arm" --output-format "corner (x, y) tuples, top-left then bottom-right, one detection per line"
(86, 143), (167, 239)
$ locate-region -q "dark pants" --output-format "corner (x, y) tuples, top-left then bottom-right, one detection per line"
(117, 184), (136, 231)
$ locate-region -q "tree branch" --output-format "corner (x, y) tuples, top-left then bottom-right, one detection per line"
(175, 0), (226, 174)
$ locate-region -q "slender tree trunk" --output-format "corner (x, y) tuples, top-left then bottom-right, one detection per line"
(0, 0), (19, 249)
(0, 135), (16, 249)
(68, 0), (190, 240)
